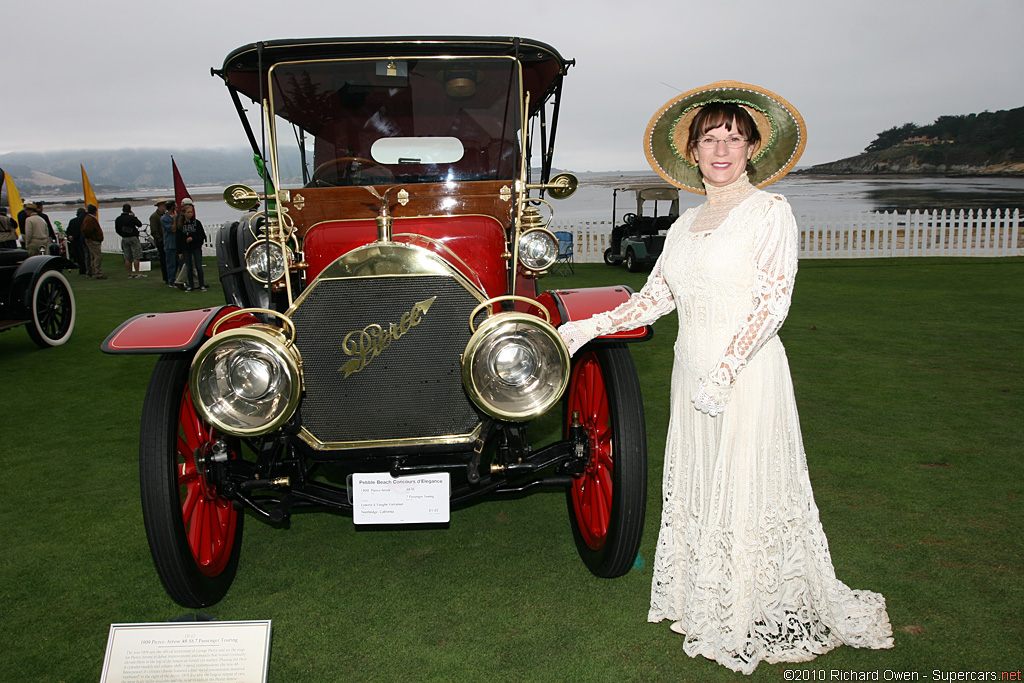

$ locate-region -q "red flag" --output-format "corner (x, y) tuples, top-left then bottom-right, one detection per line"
(172, 157), (192, 208)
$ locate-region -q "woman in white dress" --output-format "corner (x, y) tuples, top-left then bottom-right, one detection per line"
(558, 82), (893, 674)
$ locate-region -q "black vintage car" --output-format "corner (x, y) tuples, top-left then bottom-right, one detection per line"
(0, 249), (76, 347)
(103, 36), (653, 608)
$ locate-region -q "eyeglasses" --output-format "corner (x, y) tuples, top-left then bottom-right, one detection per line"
(696, 136), (748, 149)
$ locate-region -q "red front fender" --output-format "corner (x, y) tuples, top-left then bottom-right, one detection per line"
(538, 287), (653, 342)
(101, 306), (262, 355)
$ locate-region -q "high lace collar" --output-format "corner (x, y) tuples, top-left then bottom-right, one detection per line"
(688, 173), (759, 235)
(703, 173), (756, 206)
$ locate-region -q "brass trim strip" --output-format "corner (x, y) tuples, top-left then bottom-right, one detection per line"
(297, 422), (483, 452)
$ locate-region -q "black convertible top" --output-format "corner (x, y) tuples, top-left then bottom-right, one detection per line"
(215, 36), (572, 113)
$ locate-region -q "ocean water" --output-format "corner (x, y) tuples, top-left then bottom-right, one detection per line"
(29, 174), (1024, 254)
(554, 172), (1024, 225)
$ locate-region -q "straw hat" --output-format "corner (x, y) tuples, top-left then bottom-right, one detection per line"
(644, 80), (807, 195)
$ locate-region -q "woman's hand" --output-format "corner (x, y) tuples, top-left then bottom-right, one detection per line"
(692, 377), (731, 417)
(558, 322), (588, 357)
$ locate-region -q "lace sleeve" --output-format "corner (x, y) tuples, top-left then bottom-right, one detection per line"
(708, 195), (799, 388)
(559, 255), (675, 356)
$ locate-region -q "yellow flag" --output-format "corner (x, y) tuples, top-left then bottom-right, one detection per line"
(2, 171), (25, 234)
(81, 164), (98, 209)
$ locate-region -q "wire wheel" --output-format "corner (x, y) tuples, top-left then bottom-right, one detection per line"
(27, 269), (75, 347)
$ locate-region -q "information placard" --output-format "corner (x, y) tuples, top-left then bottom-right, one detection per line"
(352, 472), (450, 524)
(100, 620), (271, 683)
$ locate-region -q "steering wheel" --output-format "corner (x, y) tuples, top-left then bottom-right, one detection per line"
(622, 213), (637, 226)
(310, 156), (395, 187)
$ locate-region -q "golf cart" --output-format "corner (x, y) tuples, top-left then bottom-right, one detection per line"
(604, 184), (679, 271)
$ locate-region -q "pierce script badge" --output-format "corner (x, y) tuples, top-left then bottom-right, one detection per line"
(338, 297), (436, 378)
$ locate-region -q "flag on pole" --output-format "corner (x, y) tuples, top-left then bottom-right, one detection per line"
(81, 165), (98, 209)
(172, 157), (193, 209)
(1, 168), (26, 233)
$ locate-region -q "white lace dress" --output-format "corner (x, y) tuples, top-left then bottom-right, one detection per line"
(560, 175), (893, 674)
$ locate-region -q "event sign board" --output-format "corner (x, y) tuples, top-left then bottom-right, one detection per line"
(100, 620), (271, 683)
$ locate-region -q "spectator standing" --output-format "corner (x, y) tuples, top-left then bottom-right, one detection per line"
(23, 203), (52, 255)
(35, 200), (56, 245)
(161, 200), (179, 287)
(0, 207), (18, 248)
(177, 201), (207, 291)
(149, 199), (168, 283)
(115, 203), (145, 278)
(65, 208), (88, 274)
(81, 204), (107, 279)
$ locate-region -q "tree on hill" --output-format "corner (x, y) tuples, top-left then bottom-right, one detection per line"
(865, 122), (919, 152)
(863, 106), (1024, 155)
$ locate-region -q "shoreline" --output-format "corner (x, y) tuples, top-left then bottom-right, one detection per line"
(32, 191), (226, 211)
(793, 171), (1024, 180)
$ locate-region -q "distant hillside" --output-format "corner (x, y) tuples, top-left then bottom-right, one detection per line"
(0, 148), (266, 195)
(799, 106), (1024, 176)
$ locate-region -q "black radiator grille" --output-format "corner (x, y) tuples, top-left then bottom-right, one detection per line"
(290, 274), (482, 448)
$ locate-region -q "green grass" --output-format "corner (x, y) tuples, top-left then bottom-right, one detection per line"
(1, 255), (1021, 682)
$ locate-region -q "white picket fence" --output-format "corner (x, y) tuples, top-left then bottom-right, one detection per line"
(550, 208), (1023, 262)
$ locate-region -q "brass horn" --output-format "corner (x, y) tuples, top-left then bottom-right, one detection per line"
(223, 184), (261, 211)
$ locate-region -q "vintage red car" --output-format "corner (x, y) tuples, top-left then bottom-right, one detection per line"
(103, 36), (652, 607)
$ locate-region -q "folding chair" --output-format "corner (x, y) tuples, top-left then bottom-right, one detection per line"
(553, 230), (574, 275)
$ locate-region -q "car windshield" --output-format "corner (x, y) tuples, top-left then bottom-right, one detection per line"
(269, 57), (521, 187)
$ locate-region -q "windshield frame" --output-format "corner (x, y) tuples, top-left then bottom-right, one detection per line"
(265, 54), (526, 191)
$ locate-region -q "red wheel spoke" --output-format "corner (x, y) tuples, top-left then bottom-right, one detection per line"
(182, 485), (200, 521)
(187, 496), (204, 557)
(200, 502), (218, 567)
(597, 467), (613, 514)
(180, 389), (209, 448)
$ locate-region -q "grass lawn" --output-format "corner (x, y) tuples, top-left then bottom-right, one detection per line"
(1, 255), (1021, 682)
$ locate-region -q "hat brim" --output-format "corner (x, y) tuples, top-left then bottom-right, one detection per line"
(644, 80), (807, 195)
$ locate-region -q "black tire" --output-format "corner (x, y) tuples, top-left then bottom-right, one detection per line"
(603, 247), (616, 265)
(565, 344), (647, 578)
(625, 249), (640, 272)
(139, 355), (244, 607)
(26, 269), (75, 347)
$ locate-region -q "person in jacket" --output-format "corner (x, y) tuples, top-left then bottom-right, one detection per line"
(177, 201), (207, 291)
(81, 204), (107, 279)
(22, 203), (52, 255)
(161, 201), (178, 287)
(0, 207), (18, 249)
(66, 208), (87, 273)
(115, 203), (145, 278)
(149, 199), (168, 283)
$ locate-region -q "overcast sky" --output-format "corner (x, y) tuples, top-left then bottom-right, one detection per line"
(4, 0), (1022, 172)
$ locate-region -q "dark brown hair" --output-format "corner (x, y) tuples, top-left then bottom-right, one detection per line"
(686, 102), (761, 155)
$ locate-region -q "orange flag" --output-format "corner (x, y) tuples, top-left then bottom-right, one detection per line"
(81, 165), (98, 209)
